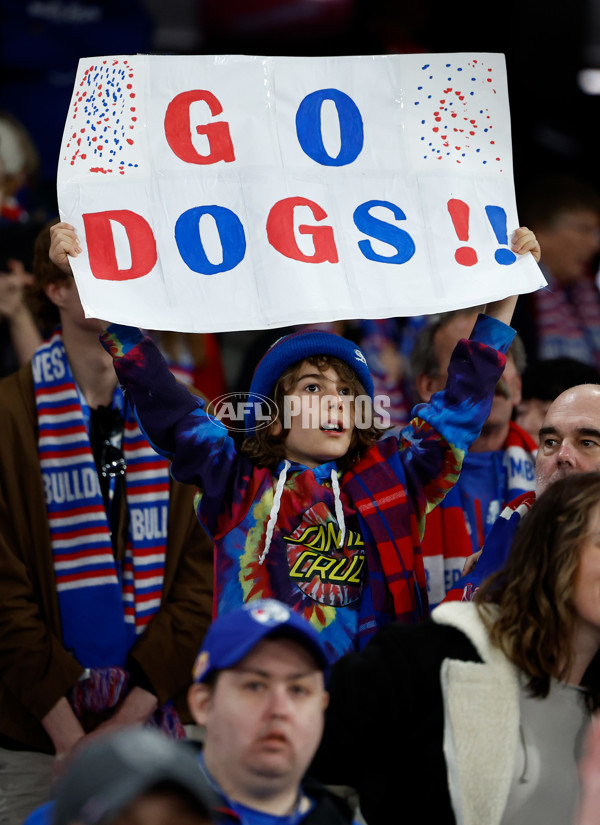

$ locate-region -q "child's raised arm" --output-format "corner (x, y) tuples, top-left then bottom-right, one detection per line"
(483, 226), (541, 325)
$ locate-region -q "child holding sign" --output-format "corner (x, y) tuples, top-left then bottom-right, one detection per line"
(50, 222), (539, 662)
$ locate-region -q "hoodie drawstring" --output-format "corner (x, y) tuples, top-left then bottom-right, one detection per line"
(330, 469), (346, 549)
(259, 462), (346, 565)
(259, 460), (290, 564)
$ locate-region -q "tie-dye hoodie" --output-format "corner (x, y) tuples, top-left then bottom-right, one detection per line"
(101, 315), (513, 661)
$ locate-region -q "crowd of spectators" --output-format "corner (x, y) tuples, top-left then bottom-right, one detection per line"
(2, 3), (600, 825)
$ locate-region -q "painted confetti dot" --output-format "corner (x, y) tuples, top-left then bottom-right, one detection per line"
(413, 57), (502, 168)
(64, 59), (140, 175)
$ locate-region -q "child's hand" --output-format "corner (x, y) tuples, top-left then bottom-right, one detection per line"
(49, 222), (82, 275)
(511, 226), (541, 263)
(484, 226), (542, 324)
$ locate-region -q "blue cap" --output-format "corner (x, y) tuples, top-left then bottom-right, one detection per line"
(245, 330), (374, 434)
(193, 600), (330, 683)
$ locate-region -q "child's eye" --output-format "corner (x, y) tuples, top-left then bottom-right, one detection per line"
(242, 680), (266, 692)
(339, 387), (352, 396)
(289, 683), (310, 696)
(304, 383), (320, 393)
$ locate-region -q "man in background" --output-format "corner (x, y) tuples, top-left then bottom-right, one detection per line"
(410, 308), (536, 606)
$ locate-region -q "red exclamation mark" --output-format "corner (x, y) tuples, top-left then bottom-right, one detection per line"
(447, 199), (478, 266)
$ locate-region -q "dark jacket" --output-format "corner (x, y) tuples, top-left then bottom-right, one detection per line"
(0, 363), (214, 752)
(311, 609), (483, 825)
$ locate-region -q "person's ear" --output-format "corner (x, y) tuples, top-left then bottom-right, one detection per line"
(415, 372), (436, 403)
(322, 690), (330, 711)
(44, 278), (73, 309)
(187, 683), (213, 726)
(270, 417), (283, 437)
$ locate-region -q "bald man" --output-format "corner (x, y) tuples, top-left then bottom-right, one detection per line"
(535, 384), (600, 493)
(445, 383), (600, 601)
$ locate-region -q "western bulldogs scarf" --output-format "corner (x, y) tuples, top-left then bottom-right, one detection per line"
(443, 490), (537, 602)
(421, 421), (537, 607)
(34, 331), (171, 668)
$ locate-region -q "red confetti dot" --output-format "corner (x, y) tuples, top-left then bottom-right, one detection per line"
(126, 138), (134, 145)
(455, 247), (477, 266)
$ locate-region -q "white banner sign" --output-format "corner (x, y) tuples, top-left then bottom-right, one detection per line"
(57, 53), (545, 332)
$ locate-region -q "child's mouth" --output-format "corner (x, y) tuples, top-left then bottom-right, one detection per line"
(321, 422), (343, 432)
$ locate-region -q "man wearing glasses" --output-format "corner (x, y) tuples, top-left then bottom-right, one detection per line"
(0, 220), (214, 825)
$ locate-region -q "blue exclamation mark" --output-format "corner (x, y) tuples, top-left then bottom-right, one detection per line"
(485, 205), (517, 265)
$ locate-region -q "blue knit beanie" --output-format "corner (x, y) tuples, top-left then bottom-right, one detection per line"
(246, 330), (374, 434)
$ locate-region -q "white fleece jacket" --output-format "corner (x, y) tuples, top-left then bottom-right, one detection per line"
(432, 601), (520, 825)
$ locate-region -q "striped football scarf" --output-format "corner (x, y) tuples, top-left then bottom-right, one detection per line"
(34, 330), (171, 669)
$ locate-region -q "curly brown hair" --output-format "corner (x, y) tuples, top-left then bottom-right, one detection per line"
(31, 218), (72, 333)
(475, 472), (600, 709)
(240, 354), (383, 472)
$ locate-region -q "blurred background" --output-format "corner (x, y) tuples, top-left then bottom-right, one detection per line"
(1, 0), (599, 219)
(2, 0), (600, 391)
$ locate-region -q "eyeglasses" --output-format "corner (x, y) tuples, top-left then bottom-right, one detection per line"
(100, 440), (127, 478)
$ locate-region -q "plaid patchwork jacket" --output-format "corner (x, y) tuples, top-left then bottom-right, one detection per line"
(103, 315), (513, 661)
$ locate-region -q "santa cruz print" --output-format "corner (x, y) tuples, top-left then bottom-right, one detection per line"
(284, 503), (365, 606)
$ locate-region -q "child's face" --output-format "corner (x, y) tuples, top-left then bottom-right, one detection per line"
(273, 360), (355, 468)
